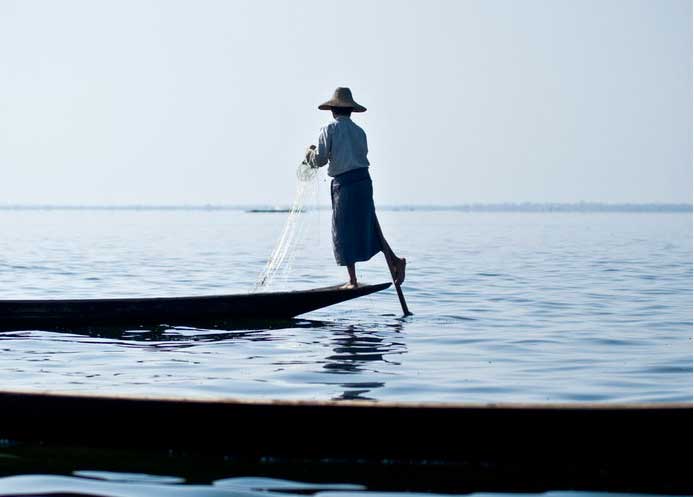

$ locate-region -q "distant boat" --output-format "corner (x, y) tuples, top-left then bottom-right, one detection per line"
(246, 207), (305, 213)
(0, 283), (391, 331)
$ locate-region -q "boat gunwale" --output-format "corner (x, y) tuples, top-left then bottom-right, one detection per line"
(0, 282), (392, 305)
(0, 388), (689, 411)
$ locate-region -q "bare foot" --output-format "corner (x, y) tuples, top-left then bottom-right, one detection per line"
(341, 282), (360, 289)
(391, 257), (406, 285)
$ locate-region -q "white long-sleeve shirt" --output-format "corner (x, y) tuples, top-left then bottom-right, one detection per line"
(307, 115), (370, 177)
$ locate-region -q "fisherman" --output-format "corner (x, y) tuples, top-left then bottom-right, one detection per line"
(306, 87), (406, 289)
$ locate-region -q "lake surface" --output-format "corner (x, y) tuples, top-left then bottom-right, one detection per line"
(0, 474), (682, 497)
(0, 209), (691, 403)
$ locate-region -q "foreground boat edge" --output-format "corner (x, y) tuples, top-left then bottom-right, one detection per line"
(0, 390), (690, 495)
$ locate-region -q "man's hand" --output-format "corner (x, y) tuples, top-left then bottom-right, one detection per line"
(305, 145), (316, 163)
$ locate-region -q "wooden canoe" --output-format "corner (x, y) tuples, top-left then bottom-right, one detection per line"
(0, 282), (391, 331)
(0, 390), (690, 495)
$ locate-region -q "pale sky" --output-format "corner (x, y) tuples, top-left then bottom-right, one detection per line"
(1, 0), (691, 205)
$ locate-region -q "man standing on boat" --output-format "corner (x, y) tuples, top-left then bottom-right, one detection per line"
(306, 87), (406, 289)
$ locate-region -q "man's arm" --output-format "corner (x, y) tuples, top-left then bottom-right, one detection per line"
(306, 127), (330, 168)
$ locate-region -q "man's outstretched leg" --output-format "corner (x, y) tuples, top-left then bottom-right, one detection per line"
(374, 215), (406, 285)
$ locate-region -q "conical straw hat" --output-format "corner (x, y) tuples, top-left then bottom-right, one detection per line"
(318, 87), (367, 112)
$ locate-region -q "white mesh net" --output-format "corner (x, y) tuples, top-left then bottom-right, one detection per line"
(254, 161), (322, 291)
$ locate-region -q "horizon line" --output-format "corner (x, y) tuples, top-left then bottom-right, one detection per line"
(0, 202), (691, 212)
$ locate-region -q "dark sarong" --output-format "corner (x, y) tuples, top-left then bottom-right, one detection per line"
(330, 167), (382, 266)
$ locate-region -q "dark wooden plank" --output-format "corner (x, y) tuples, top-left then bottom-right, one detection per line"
(0, 391), (690, 494)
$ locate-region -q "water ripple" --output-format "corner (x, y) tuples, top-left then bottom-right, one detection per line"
(0, 211), (691, 403)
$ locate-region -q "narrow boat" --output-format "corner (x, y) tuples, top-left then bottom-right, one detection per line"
(0, 390), (690, 495)
(0, 282), (391, 330)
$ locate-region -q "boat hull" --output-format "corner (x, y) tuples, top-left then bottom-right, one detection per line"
(0, 283), (391, 330)
(0, 391), (690, 495)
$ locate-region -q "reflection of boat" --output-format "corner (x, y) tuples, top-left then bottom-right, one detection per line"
(0, 390), (689, 495)
(0, 283), (391, 331)
(35, 318), (329, 340)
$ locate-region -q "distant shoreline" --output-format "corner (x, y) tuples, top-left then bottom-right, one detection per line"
(1, 203), (691, 213)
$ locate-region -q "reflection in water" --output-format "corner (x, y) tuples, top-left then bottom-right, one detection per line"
(0, 474), (365, 497)
(323, 321), (407, 401)
(24, 319), (329, 345)
(1, 317), (411, 401)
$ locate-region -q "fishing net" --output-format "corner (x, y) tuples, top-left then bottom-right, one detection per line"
(254, 160), (322, 291)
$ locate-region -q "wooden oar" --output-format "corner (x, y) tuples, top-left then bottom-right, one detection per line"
(384, 256), (412, 316)
(374, 217), (412, 316)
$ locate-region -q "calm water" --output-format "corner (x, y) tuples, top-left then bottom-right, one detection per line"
(0, 474), (680, 497)
(0, 209), (691, 403)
